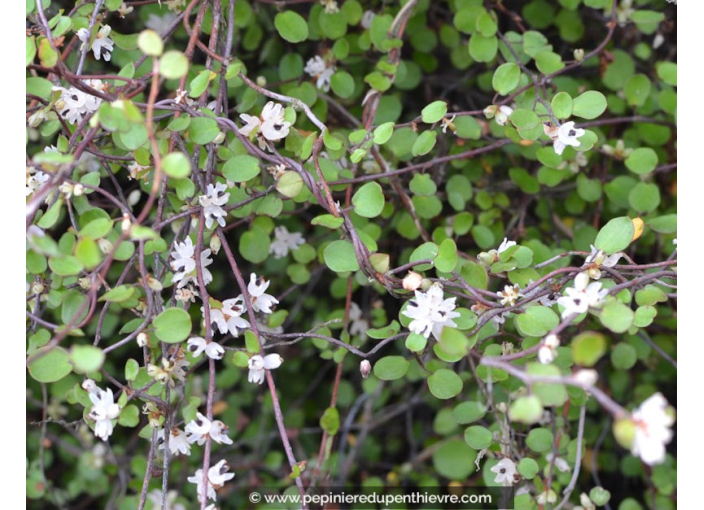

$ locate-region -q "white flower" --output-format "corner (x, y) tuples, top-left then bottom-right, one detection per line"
(402, 282), (461, 340)
(157, 427), (192, 456)
(26, 171), (49, 197)
(238, 113), (261, 137)
(147, 489), (185, 510)
(495, 105), (514, 126)
(248, 273), (279, 314)
(187, 337), (225, 360)
(269, 226), (305, 259)
(320, 0), (339, 14)
(497, 237), (516, 254)
(490, 458), (517, 486)
(349, 302), (369, 337)
(185, 412), (212, 445)
(88, 387), (120, 441)
(304, 56), (336, 92)
(187, 460), (235, 502)
(146, 12), (178, 33)
(552, 121), (586, 155)
(209, 420), (234, 445)
(557, 274), (608, 319)
(538, 334), (560, 364)
(361, 10), (376, 29)
(546, 453), (571, 473)
(53, 80), (104, 125)
(199, 183), (229, 229)
(207, 297), (251, 337)
(117, 3), (134, 18)
(260, 101), (291, 141)
(77, 25), (115, 61)
(631, 393), (675, 465)
(583, 245), (623, 279)
(248, 353), (283, 384)
(127, 161), (149, 180)
(497, 284), (523, 307)
(170, 237), (213, 289)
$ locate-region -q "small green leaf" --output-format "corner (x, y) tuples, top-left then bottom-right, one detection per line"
(452, 401), (486, 424)
(572, 90), (607, 120)
(518, 458), (540, 479)
(352, 182), (385, 218)
(551, 92), (573, 119)
(572, 331), (607, 366)
(464, 426), (493, 449)
(535, 51), (564, 74)
(28, 347), (72, 383)
(373, 356), (410, 380)
(71, 345), (105, 374)
(99, 285), (136, 303)
(594, 217), (635, 254)
(469, 34), (498, 62)
(222, 154), (260, 182)
(373, 122), (395, 144)
(153, 308), (192, 343)
(275, 11), (309, 43)
(428, 369), (463, 400)
(436, 239), (459, 273)
(26, 35), (36, 66)
(421, 101), (448, 124)
(509, 395), (544, 425)
(320, 407), (340, 435)
(515, 306), (559, 338)
(599, 301), (634, 333)
(311, 214), (344, 229)
(492, 63), (520, 96)
(625, 147), (658, 175)
(611, 343), (637, 370)
(526, 428), (553, 452)
(162, 152), (191, 179)
(323, 240), (360, 272)
(624, 74), (651, 107)
(188, 116), (220, 145)
(159, 50), (189, 79)
(411, 130), (437, 156)
(239, 227), (270, 263)
(118, 404), (139, 427)
(125, 359), (140, 381)
(276, 171), (303, 198)
(330, 71), (355, 98)
(138, 29), (163, 56)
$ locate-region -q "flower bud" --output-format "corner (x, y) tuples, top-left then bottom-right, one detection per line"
(256, 76), (267, 87)
(98, 238), (113, 254)
(78, 277), (91, 289)
(73, 183), (85, 196)
(210, 235), (222, 255)
(477, 251), (495, 267)
(496, 402), (508, 413)
(574, 369), (598, 387)
(212, 131), (226, 144)
(360, 360), (371, 379)
(573, 48), (585, 62)
(402, 271), (423, 291)
(127, 189), (141, 207)
(146, 274), (163, 291)
(137, 332), (149, 347)
(121, 214), (132, 233)
(483, 105), (498, 119)
(81, 379), (97, 393)
(31, 281), (45, 295)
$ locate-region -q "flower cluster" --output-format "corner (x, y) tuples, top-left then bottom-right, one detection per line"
(170, 237), (214, 289)
(239, 101), (291, 149)
(187, 337), (225, 360)
(185, 412), (233, 445)
(557, 273), (608, 319)
(199, 183), (230, 229)
(402, 282), (461, 340)
(248, 353), (284, 384)
(147, 346), (190, 388)
(77, 25), (115, 61)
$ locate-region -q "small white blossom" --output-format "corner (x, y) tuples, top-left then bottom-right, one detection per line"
(239, 102), (291, 145)
(631, 393), (675, 465)
(147, 489), (186, 510)
(157, 427), (192, 456)
(207, 297), (251, 337)
(199, 183), (229, 229)
(583, 245), (623, 280)
(146, 12), (178, 33)
(546, 452), (571, 473)
(557, 273), (608, 318)
(551, 121), (586, 156)
(170, 237), (213, 289)
(537, 489), (557, 505)
(248, 273), (279, 314)
(185, 412), (212, 445)
(26, 171), (49, 197)
(187, 337), (225, 360)
(490, 458), (517, 486)
(248, 354), (283, 384)
(497, 237), (516, 254)
(209, 420), (234, 445)
(348, 302), (369, 337)
(53, 80), (104, 125)
(538, 334), (560, 364)
(402, 282), (461, 340)
(497, 284), (523, 307)
(187, 459), (235, 502)
(269, 226), (305, 259)
(495, 105), (514, 126)
(320, 0), (339, 14)
(304, 55), (336, 92)
(77, 25), (115, 61)
(238, 113), (261, 137)
(88, 386), (120, 441)
(402, 271), (424, 291)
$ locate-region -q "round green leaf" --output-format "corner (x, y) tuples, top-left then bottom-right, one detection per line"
(464, 425), (493, 449)
(411, 130), (437, 156)
(594, 217), (634, 254)
(153, 308), (192, 343)
(624, 74), (651, 107)
(526, 428), (554, 452)
(535, 51), (565, 74)
(159, 50), (189, 79)
(275, 11), (309, 43)
(436, 238), (459, 273)
(276, 171), (303, 198)
(373, 356), (410, 380)
(330, 71), (355, 98)
(508, 395), (544, 425)
(572, 331), (607, 367)
(551, 91), (573, 119)
(28, 347), (72, 383)
(625, 147), (658, 175)
(421, 101), (448, 124)
(223, 154), (261, 183)
(518, 458), (540, 479)
(428, 369), (463, 400)
(628, 183), (660, 213)
(373, 122), (395, 144)
(118, 404), (139, 427)
(515, 306), (559, 338)
(656, 62), (677, 86)
(323, 240), (360, 272)
(432, 439), (477, 480)
(492, 63), (520, 96)
(352, 182), (385, 218)
(599, 301), (634, 333)
(469, 34), (498, 62)
(572, 90), (607, 120)
(162, 152), (191, 179)
(453, 401), (486, 424)
(70, 345), (105, 374)
(611, 343), (637, 370)
(239, 227), (270, 263)
(189, 117), (220, 145)
(138, 29), (163, 57)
